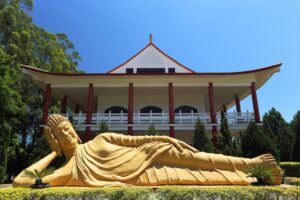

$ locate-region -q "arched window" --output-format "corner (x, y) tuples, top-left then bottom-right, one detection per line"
(175, 106), (198, 113)
(105, 106), (128, 114)
(140, 106), (162, 113)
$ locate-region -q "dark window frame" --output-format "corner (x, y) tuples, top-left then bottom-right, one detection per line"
(174, 106), (198, 113)
(105, 106), (128, 114)
(140, 106), (163, 113)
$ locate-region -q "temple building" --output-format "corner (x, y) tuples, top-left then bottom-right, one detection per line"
(21, 35), (281, 144)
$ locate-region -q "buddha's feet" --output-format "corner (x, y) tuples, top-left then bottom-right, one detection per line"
(250, 154), (283, 185)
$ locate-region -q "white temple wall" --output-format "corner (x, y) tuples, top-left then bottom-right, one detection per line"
(97, 94), (128, 113)
(97, 93), (205, 113)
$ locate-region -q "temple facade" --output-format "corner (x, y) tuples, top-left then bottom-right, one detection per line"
(22, 36), (281, 144)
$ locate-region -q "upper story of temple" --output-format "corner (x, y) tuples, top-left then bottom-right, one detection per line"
(21, 34), (281, 143)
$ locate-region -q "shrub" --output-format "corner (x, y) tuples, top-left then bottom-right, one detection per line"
(0, 186), (300, 200)
(247, 165), (273, 185)
(241, 122), (279, 161)
(291, 111), (300, 161)
(285, 177), (300, 186)
(146, 123), (161, 135)
(99, 121), (109, 134)
(280, 162), (300, 177)
(193, 118), (214, 152)
(263, 108), (294, 161)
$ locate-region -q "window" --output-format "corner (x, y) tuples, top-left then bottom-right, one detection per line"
(175, 106), (198, 113)
(140, 106), (163, 113)
(105, 106), (128, 114)
(137, 68), (165, 74)
(168, 68), (175, 73)
(126, 68), (133, 74)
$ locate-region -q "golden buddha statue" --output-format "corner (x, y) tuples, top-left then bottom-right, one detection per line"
(13, 114), (282, 187)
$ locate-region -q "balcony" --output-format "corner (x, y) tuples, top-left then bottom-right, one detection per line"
(56, 111), (255, 131)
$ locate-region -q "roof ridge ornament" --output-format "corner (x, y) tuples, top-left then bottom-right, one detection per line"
(149, 33), (152, 43)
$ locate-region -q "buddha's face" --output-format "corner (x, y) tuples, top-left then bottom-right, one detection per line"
(53, 121), (78, 151)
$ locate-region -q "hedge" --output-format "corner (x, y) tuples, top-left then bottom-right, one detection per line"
(0, 186), (300, 200)
(285, 177), (300, 186)
(280, 162), (300, 177)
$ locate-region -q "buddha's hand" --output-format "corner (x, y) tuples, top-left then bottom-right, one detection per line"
(167, 137), (199, 153)
(44, 126), (62, 156)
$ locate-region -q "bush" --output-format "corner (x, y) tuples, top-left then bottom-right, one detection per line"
(280, 162), (300, 177)
(1, 186), (300, 200)
(247, 166), (274, 185)
(146, 123), (161, 135)
(193, 118), (214, 152)
(99, 121), (109, 134)
(291, 111), (300, 161)
(241, 122), (279, 161)
(285, 177), (300, 186)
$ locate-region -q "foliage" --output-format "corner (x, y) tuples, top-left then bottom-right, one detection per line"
(280, 162), (300, 177)
(98, 121), (109, 134)
(146, 123), (161, 135)
(218, 105), (241, 156)
(193, 118), (214, 152)
(285, 177), (300, 186)
(241, 122), (280, 161)
(247, 165), (274, 185)
(291, 111), (300, 161)
(0, 0), (80, 182)
(263, 108), (294, 161)
(0, 48), (24, 182)
(24, 167), (55, 179)
(1, 186), (300, 200)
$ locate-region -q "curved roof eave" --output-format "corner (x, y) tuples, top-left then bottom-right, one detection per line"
(21, 63), (281, 77)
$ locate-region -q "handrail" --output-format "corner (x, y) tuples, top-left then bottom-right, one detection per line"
(56, 112), (255, 125)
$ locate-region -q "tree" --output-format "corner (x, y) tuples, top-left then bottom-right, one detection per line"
(99, 121), (109, 134)
(219, 105), (232, 152)
(218, 105), (240, 156)
(0, 0), (81, 181)
(263, 108), (294, 161)
(241, 122), (279, 161)
(291, 111), (300, 161)
(0, 48), (24, 182)
(193, 118), (214, 152)
(146, 123), (161, 135)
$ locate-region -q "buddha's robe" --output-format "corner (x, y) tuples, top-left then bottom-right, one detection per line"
(65, 133), (252, 187)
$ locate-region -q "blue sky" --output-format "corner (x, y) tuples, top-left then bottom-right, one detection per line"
(32, 0), (300, 122)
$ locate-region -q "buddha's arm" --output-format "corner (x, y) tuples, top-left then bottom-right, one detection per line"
(12, 151), (58, 188)
(101, 133), (198, 152)
(42, 158), (73, 186)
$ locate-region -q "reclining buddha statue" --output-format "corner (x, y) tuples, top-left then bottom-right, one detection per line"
(13, 114), (282, 187)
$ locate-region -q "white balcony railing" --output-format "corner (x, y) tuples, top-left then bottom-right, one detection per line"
(60, 111), (255, 126)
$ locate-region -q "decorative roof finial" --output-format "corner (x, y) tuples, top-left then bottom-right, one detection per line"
(149, 33), (152, 43)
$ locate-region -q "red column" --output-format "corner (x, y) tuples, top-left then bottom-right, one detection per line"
(251, 82), (260, 122)
(85, 83), (93, 141)
(235, 95), (241, 113)
(61, 96), (67, 114)
(208, 82), (217, 146)
(128, 83), (133, 135)
(42, 84), (51, 125)
(168, 82), (175, 137)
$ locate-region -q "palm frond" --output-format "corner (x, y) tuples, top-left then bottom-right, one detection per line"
(23, 167), (56, 179)
(40, 167), (55, 177)
(247, 165), (274, 184)
(24, 170), (38, 179)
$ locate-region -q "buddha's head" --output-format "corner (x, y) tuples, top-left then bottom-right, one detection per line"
(45, 114), (82, 157)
